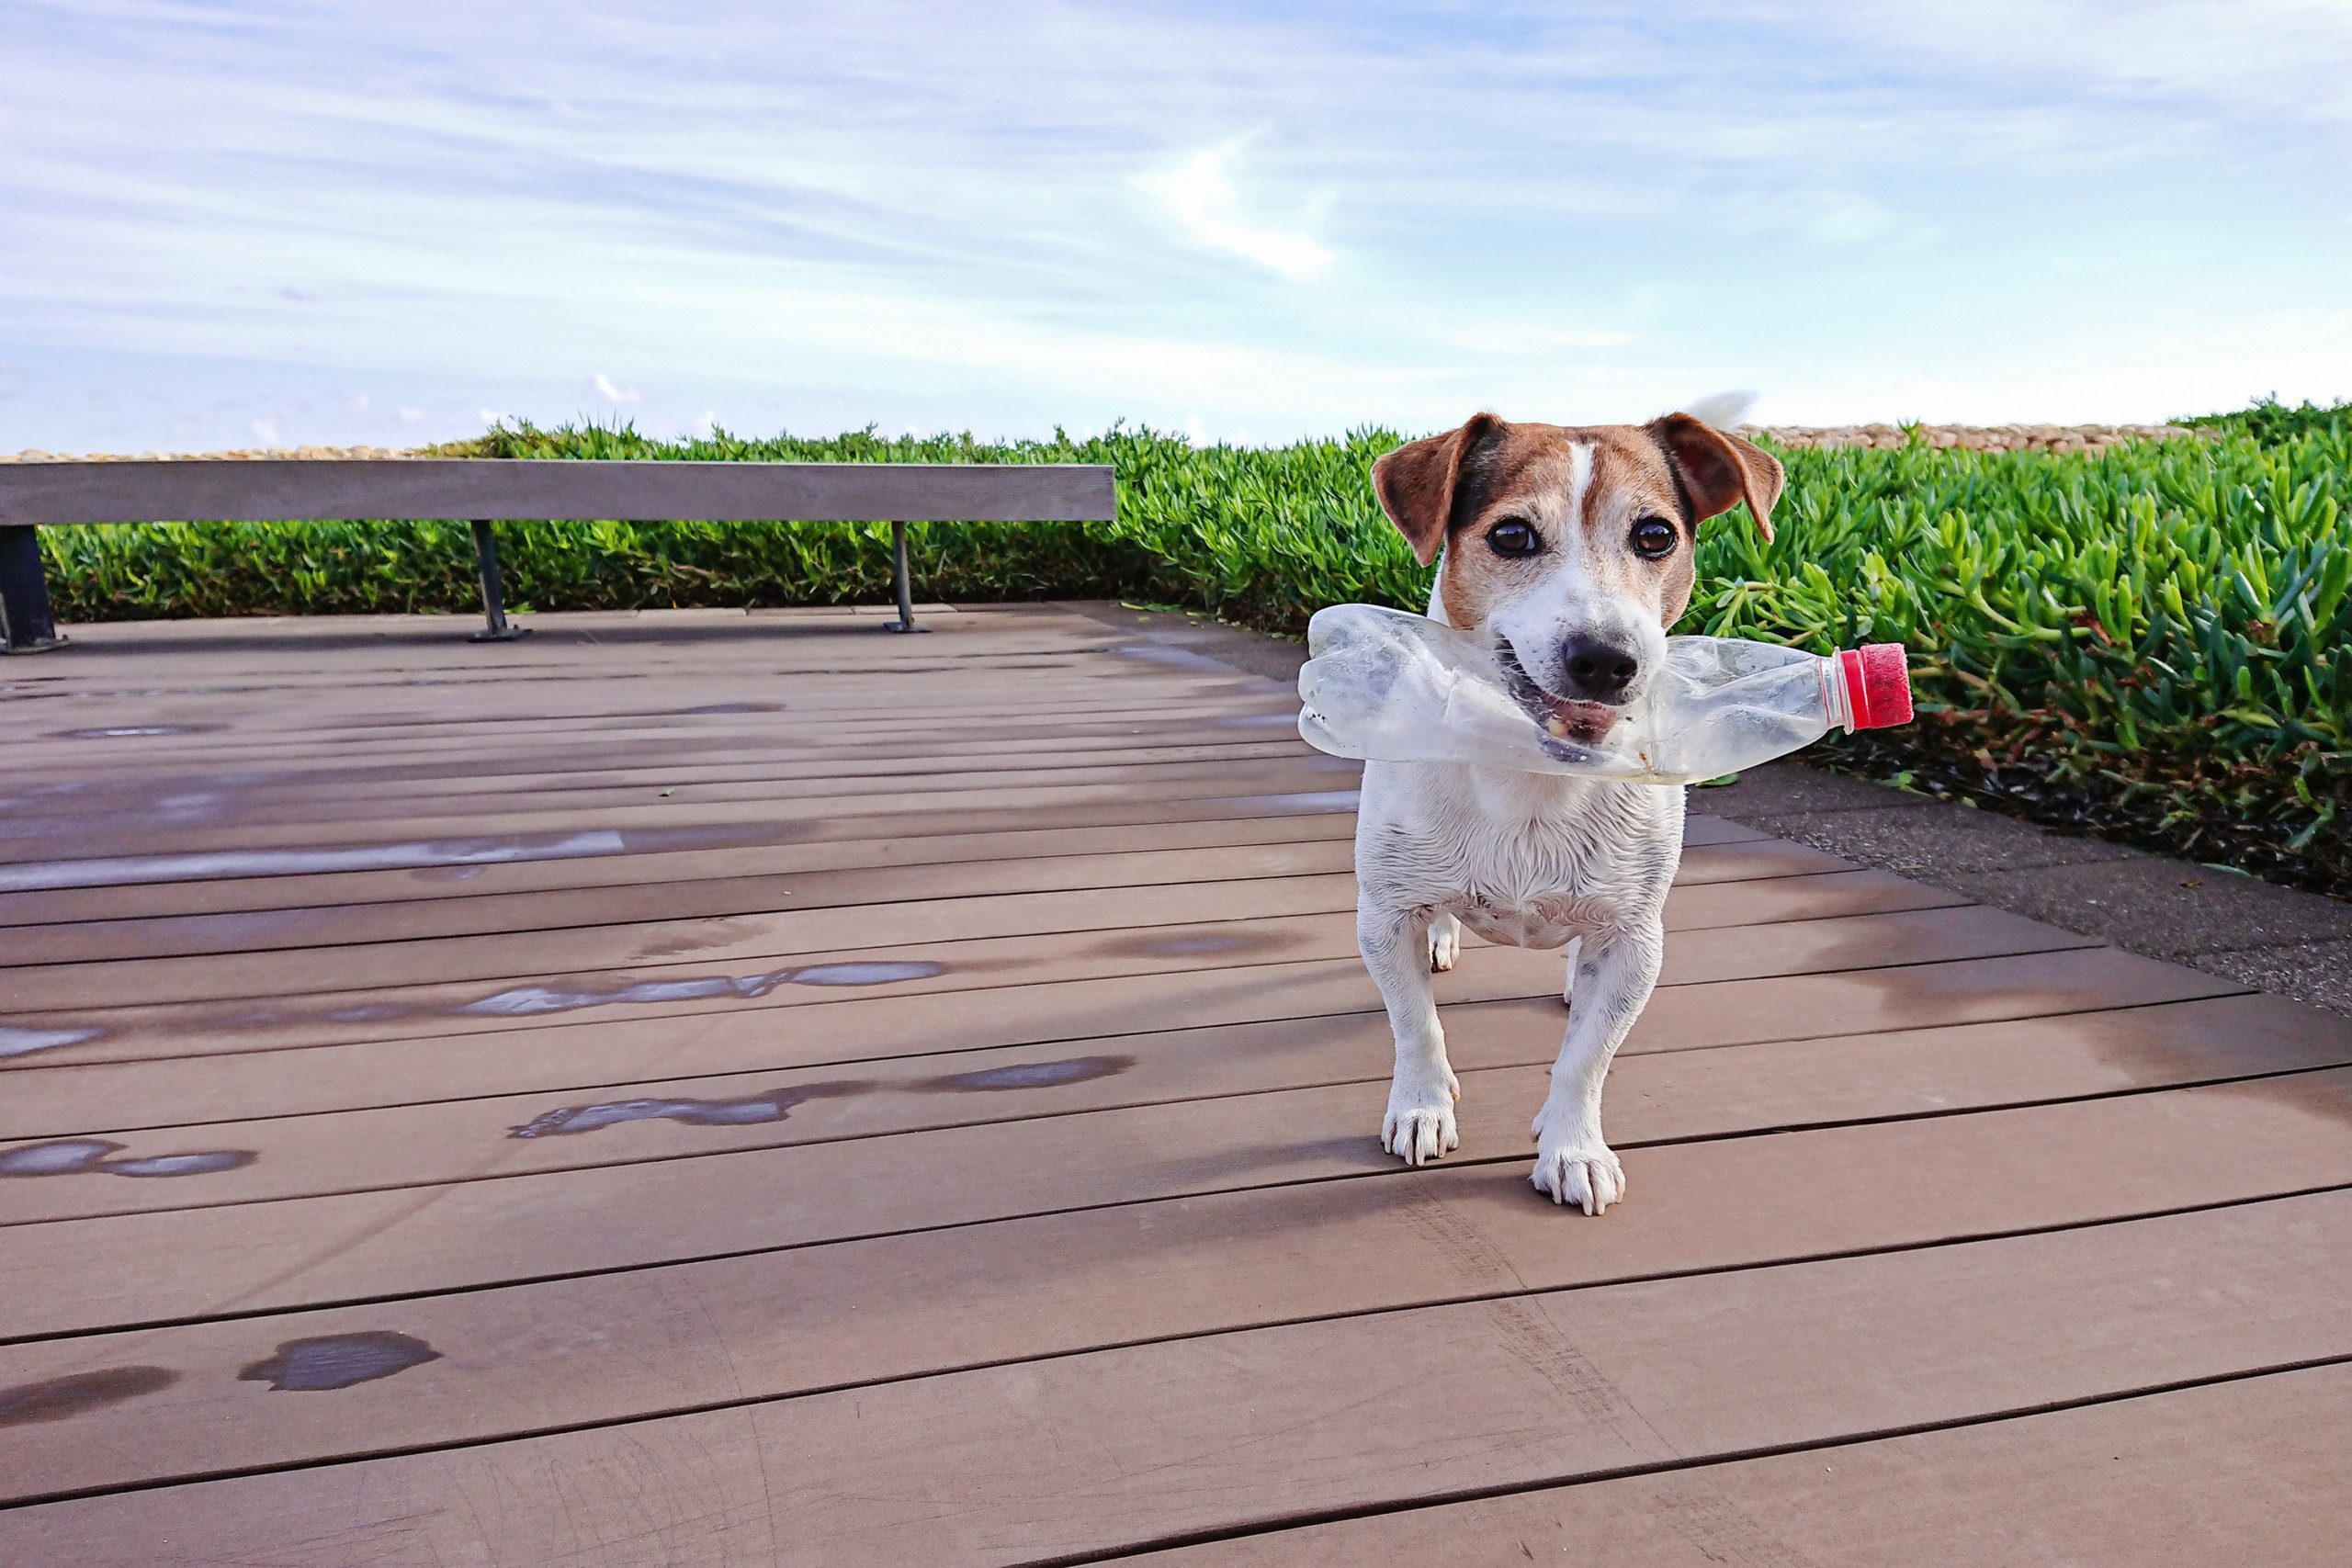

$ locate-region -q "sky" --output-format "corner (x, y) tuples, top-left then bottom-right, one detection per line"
(2, 0), (2347, 453)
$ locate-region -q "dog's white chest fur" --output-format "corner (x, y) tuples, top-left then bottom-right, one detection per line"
(1354, 759), (1684, 950)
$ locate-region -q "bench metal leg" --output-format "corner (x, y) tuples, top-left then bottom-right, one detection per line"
(0, 525), (65, 654)
(469, 519), (529, 642)
(885, 521), (927, 634)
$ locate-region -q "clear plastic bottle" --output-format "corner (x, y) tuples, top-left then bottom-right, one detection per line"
(1297, 603), (1913, 784)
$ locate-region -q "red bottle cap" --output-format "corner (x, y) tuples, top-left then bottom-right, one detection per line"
(1838, 645), (1914, 729)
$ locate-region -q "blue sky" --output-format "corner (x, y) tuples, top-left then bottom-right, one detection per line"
(3, 0), (2346, 452)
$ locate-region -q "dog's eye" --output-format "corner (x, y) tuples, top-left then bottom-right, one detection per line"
(1630, 517), (1678, 558)
(1486, 519), (1542, 558)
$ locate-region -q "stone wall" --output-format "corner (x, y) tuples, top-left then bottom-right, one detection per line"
(1742, 423), (2213, 455)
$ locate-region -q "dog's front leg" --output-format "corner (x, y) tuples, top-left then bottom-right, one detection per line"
(1530, 919), (1662, 1213)
(1360, 904), (1460, 1166)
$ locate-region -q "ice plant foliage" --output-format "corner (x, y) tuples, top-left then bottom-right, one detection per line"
(38, 402), (2348, 892)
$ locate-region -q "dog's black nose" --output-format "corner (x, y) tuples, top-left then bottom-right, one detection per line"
(1560, 638), (1640, 700)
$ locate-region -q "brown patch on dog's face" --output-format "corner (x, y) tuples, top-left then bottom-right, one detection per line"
(1369, 412), (1782, 715)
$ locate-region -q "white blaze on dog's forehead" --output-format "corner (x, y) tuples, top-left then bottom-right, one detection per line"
(1566, 441), (1594, 525)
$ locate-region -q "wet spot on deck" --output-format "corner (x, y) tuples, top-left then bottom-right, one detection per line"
(1136, 931), (1266, 957)
(239, 1332), (441, 1392)
(509, 1079), (872, 1138)
(616, 823), (791, 852)
(419, 957), (949, 1021)
(0, 829), (633, 894)
(107, 1150), (256, 1177)
(924, 1055), (1132, 1092)
(0, 1139), (121, 1175)
(1098, 927), (1286, 959)
(461, 972), (790, 1017)
(1111, 643), (1232, 671)
(0, 1138), (254, 1179)
(0, 1026), (104, 1059)
(325, 1003), (412, 1022)
(0, 1366), (179, 1427)
(59, 725), (196, 739)
(632, 919), (758, 961)
(790, 960), (944, 987)
(1224, 789), (1361, 813)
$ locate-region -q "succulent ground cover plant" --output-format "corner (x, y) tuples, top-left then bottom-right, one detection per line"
(35, 400), (2347, 893)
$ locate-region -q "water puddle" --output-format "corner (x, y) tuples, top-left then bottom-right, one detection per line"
(459, 960), (945, 1018)
(58, 725), (197, 739)
(0, 1026), (104, 1060)
(0, 829), (632, 894)
(505, 1055), (1130, 1139)
(239, 1332), (441, 1392)
(0, 1138), (254, 1179)
(922, 1055), (1132, 1091)
(1111, 929), (1270, 958)
(509, 1079), (872, 1138)
(789, 961), (944, 987)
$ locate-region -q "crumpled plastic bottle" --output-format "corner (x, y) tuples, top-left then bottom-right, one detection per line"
(1297, 603), (1913, 784)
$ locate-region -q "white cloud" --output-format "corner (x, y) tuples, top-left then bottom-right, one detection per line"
(1136, 143), (1335, 282)
(250, 417), (277, 446)
(591, 371), (642, 403)
(1436, 323), (1637, 358)
(398, 405), (425, 423)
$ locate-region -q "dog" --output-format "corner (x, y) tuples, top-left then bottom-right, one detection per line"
(1352, 407), (1782, 1213)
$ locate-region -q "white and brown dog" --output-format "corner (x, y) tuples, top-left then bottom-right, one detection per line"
(1354, 408), (1782, 1213)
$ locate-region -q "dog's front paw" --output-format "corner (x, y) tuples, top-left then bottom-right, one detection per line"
(1382, 1069), (1461, 1167)
(1529, 1135), (1624, 1214)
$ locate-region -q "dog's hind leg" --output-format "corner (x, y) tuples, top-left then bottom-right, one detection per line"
(1427, 910), (1463, 973)
(1530, 919), (1662, 1214)
(1362, 905), (1461, 1167)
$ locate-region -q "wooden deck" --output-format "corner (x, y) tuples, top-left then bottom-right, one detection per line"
(1, 604), (2345, 1565)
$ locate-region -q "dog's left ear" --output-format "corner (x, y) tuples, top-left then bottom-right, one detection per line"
(1649, 413), (1782, 543)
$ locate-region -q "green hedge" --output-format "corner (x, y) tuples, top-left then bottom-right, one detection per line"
(40, 408), (2350, 894)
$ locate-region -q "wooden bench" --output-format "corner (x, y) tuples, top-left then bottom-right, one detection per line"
(0, 457), (1118, 650)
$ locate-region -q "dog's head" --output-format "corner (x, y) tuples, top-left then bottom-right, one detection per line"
(1371, 412), (1781, 743)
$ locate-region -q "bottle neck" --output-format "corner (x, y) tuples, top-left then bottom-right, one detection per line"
(1820, 653), (1854, 732)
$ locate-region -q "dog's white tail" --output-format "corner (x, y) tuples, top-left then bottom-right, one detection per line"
(1677, 390), (1757, 431)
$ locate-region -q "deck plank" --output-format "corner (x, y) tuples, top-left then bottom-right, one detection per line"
(5, 1195), (2341, 1562)
(1122, 1366), (2352, 1567)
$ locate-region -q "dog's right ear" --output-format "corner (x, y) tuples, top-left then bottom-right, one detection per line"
(1372, 413), (1504, 567)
